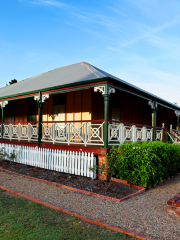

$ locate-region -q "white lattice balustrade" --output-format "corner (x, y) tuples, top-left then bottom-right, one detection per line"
(108, 123), (162, 145)
(2, 122), (163, 146)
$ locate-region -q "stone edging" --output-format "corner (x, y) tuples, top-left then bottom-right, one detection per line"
(0, 185), (154, 240)
(0, 168), (145, 202)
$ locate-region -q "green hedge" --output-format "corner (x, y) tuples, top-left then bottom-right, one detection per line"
(107, 141), (180, 187)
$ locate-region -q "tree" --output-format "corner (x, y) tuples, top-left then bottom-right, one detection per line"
(9, 79), (17, 85)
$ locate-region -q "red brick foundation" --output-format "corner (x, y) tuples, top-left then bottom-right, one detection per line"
(97, 149), (108, 180)
(98, 155), (107, 180)
(167, 193), (180, 217)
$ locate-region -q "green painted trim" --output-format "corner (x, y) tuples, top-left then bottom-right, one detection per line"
(176, 117), (179, 131)
(0, 77), (109, 101)
(1, 107), (3, 140)
(152, 100), (157, 141)
(37, 92), (43, 148)
(110, 83), (180, 112)
(103, 84), (109, 149)
(1, 74), (180, 111)
(157, 102), (179, 112)
(109, 78), (180, 111)
(5, 94), (38, 102)
(165, 131), (168, 142)
(110, 84), (151, 101)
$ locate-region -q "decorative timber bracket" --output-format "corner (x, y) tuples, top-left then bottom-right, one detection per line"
(34, 94), (49, 103)
(94, 85), (115, 149)
(0, 101), (8, 108)
(94, 86), (115, 95)
(175, 110), (180, 117)
(34, 92), (49, 147)
(148, 100), (158, 110)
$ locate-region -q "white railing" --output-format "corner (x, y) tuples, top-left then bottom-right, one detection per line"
(172, 130), (180, 143)
(3, 123), (38, 142)
(0, 143), (96, 179)
(108, 123), (163, 145)
(2, 122), (164, 146)
(42, 122), (104, 146)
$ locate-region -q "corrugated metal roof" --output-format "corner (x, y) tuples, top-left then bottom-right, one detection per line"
(0, 61), (179, 110)
(0, 62), (105, 98)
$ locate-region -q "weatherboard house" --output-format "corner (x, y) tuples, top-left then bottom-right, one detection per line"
(0, 62), (180, 177)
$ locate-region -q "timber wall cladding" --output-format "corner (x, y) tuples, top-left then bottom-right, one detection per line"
(33, 89), (92, 122)
(14, 99), (27, 123)
(66, 89), (91, 121)
(1, 87), (176, 128)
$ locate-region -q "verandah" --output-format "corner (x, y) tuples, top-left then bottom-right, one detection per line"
(0, 82), (179, 148)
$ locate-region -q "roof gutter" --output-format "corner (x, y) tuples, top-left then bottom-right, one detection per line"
(108, 77), (180, 111)
(0, 75), (179, 111)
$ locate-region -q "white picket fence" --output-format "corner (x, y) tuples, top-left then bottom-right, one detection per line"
(0, 143), (96, 179)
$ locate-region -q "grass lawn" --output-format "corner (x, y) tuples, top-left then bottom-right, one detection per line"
(0, 190), (137, 240)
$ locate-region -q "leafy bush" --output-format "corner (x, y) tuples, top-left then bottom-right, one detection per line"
(106, 141), (180, 187)
(0, 147), (21, 161)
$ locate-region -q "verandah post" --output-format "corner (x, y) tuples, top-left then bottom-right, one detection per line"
(162, 123), (165, 142)
(38, 92), (43, 148)
(149, 100), (157, 141)
(1, 106), (3, 140)
(175, 110), (180, 131)
(94, 84), (115, 149)
(0, 101), (8, 140)
(153, 100), (157, 141)
(103, 84), (109, 149)
(177, 116), (179, 131)
(93, 84), (115, 180)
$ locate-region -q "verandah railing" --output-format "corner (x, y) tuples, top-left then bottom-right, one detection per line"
(2, 122), (38, 142)
(0, 120), (164, 146)
(41, 120), (104, 146)
(167, 129), (180, 143)
(108, 121), (163, 145)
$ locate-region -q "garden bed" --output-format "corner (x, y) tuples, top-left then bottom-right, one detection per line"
(0, 160), (139, 199)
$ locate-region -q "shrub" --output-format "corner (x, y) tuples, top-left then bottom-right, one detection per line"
(0, 147), (21, 162)
(107, 141), (180, 187)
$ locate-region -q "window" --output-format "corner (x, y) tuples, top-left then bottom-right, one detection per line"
(111, 97), (121, 122)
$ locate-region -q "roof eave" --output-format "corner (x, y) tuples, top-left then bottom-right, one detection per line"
(107, 77), (180, 111)
(0, 77), (109, 101)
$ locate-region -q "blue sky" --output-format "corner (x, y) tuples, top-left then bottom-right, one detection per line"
(0, 0), (180, 105)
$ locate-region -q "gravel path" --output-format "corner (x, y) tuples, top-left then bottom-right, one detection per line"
(1, 171), (180, 239)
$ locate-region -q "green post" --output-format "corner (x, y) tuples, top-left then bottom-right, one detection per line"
(103, 85), (109, 149)
(176, 116), (179, 131)
(162, 123), (164, 142)
(152, 100), (157, 141)
(38, 92), (43, 148)
(165, 131), (168, 143)
(1, 106), (3, 140)
(170, 124), (173, 144)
